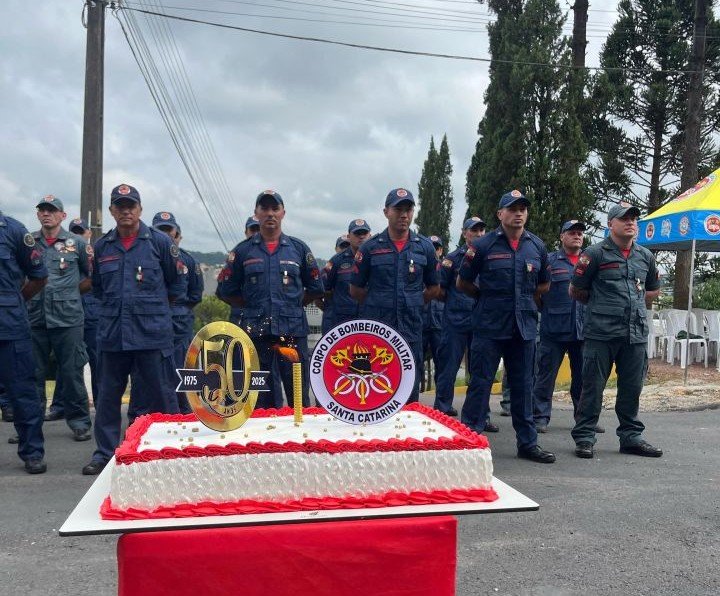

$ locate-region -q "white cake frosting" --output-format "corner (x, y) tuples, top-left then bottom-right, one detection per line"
(105, 407), (496, 518)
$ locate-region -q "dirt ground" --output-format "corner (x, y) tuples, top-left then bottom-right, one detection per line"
(553, 358), (720, 412)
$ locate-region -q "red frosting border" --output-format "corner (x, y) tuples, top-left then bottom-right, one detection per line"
(114, 403), (490, 465)
(100, 486), (499, 520)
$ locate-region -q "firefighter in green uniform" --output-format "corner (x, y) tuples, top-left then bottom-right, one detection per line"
(569, 202), (662, 459)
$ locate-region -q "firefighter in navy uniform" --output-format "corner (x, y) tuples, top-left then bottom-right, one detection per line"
(216, 190), (324, 409)
(531, 220), (605, 434)
(0, 210), (48, 473)
(434, 217), (486, 417)
(82, 184), (182, 475)
(69, 218), (101, 407)
(570, 203), (662, 459)
(150, 212), (203, 414)
(457, 190), (555, 463)
(420, 235), (444, 392)
(350, 188), (440, 403)
(321, 220), (370, 334)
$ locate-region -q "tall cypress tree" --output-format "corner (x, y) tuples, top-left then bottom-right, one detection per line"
(417, 135), (454, 248)
(466, 0), (594, 245)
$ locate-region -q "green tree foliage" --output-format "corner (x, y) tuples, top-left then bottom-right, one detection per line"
(466, 0), (594, 246)
(193, 295), (231, 333)
(589, 0), (720, 213)
(416, 134), (454, 248)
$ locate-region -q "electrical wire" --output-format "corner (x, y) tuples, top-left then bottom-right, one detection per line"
(119, 5), (708, 75)
(114, 3), (246, 250)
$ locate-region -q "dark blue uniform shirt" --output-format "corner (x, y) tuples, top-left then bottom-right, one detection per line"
(439, 246), (475, 330)
(539, 249), (584, 342)
(0, 213), (47, 340)
(458, 227), (549, 341)
(322, 246), (359, 330)
(351, 229), (438, 343)
(217, 233), (323, 338)
(170, 248), (204, 340)
(92, 221), (181, 352)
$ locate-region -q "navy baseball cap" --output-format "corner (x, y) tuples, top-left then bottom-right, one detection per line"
(255, 189), (284, 207)
(561, 220), (587, 233)
(152, 211), (179, 231)
(607, 202), (641, 223)
(348, 219), (371, 234)
(429, 235), (443, 248)
(463, 216), (486, 230)
(36, 195), (64, 212)
(245, 216), (260, 230)
(385, 188), (415, 208)
(69, 217), (89, 233)
(336, 235), (350, 249)
(498, 190), (530, 209)
(111, 184), (141, 204)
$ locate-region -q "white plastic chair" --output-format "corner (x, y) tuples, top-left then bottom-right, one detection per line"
(705, 311), (720, 368)
(647, 311), (666, 359)
(667, 311), (708, 368)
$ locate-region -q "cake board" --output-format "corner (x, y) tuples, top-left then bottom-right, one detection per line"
(59, 457), (538, 537)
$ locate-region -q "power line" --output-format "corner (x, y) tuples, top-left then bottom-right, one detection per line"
(114, 3), (249, 250)
(119, 5), (707, 75)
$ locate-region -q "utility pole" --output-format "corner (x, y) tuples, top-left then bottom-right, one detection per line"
(80, 1), (107, 241)
(674, 0), (707, 309)
(571, 1), (589, 70)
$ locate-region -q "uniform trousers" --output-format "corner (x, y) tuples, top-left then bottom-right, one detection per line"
(462, 334), (537, 450)
(31, 325), (90, 431)
(253, 336), (310, 410)
(93, 349), (179, 463)
(532, 338), (583, 426)
(571, 338), (646, 447)
(0, 339), (44, 461)
(419, 327), (442, 392)
(433, 326), (471, 413)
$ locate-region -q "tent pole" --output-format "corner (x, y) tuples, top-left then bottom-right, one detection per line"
(684, 239), (697, 385)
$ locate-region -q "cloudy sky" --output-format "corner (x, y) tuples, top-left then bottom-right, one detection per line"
(1, 0), (619, 258)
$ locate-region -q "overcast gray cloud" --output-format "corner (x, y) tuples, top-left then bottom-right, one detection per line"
(0, 0), (618, 259)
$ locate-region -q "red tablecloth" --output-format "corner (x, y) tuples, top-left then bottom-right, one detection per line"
(118, 516), (457, 596)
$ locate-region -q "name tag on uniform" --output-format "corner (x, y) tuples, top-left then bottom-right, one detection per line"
(486, 253), (512, 260)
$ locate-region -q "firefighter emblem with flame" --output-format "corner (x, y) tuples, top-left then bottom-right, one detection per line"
(329, 343), (396, 404)
(310, 320), (415, 425)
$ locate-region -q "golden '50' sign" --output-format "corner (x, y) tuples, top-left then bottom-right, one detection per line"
(176, 322), (269, 431)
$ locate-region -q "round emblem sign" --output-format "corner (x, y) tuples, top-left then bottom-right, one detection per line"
(705, 214), (720, 236)
(177, 322), (267, 431)
(645, 222), (655, 240)
(679, 215), (690, 236)
(310, 319), (415, 425)
(661, 219), (671, 238)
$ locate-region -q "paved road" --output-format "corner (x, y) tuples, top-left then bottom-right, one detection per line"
(1, 397), (718, 595)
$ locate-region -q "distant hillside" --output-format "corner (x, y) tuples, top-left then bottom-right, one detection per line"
(187, 251), (227, 266)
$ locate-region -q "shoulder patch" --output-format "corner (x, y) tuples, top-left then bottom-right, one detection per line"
(354, 250), (364, 263)
(86, 244), (94, 256)
(442, 258), (453, 268)
(23, 233), (35, 247)
(195, 263), (202, 275)
(464, 247), (475, 261)
(578, 255), (591, 267)
(170, 244), (180, 258)
(306, 251), (317, 267)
